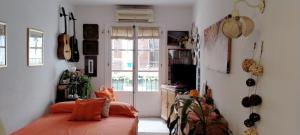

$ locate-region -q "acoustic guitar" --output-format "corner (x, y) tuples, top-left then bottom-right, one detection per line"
(57, 7), (71, 60)
(68, 12), (80, 62)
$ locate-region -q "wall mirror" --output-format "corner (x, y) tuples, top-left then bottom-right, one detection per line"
(0, 22), (7, 68)
(27, 28), (44, 66)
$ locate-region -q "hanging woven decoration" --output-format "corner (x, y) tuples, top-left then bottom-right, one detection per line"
(244, 128), (258, 135)
(249, 63), (264, 76)
(242, 59), (256, 72)
(241, 41), (264, 132)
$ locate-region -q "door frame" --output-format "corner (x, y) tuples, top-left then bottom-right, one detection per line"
(104, 23), (164, 116)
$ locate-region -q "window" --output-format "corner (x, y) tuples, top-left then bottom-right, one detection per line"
(0, 22), (7, 67)
(27, 28), (44, 66)
(111, 26), (160, 92)
(29, 36), (43, 64)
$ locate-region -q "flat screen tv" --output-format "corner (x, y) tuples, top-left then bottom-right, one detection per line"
(171, 64), (196, 90)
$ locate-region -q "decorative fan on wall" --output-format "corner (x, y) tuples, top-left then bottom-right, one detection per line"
(221, 0), (265, 39)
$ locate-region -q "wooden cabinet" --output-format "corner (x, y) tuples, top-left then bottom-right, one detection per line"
(161, 85), (176, 121)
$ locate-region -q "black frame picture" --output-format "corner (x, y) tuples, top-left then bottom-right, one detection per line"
(85, 56), (97, 77)
(83, 24), (99, 40)
(83, 40), (99, 55)
(167, 31), (189, 46)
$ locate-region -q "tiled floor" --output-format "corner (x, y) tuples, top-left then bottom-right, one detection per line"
(138, 118), (169, 135)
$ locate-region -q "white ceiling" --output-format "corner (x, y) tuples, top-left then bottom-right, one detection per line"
(65, 0), (196, 6)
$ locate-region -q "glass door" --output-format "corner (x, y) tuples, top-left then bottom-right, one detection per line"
(110, 26), (161, 116)
(111, 26), (134, 92)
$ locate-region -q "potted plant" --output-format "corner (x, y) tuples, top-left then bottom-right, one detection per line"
(79, 75), (93, 98)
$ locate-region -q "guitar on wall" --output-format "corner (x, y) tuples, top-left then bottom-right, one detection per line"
(57, 7), (71, 60)
(69, 12), (80, 62)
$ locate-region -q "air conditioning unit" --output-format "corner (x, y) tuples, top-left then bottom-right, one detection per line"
(116, 6), (154, 23)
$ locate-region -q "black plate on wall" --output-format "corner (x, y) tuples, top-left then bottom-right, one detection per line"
(83, 40), (98, 55)
(83, 24), (99, 40)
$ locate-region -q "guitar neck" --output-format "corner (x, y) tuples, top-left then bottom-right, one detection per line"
(64, 16), (67, 34)
(73, 21), (76, 37)
(61, 7), (68, 34)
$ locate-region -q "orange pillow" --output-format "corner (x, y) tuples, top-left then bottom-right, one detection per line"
(95, 88), (117, 101)
(107, 87), (117, 101)
(95, 89), (112, 99)
(50, 101), (75, 113)
(69, 98), (106, 121)
(109, 102), (138, 118)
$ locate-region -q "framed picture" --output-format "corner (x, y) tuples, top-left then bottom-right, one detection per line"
(85, 56), (97, 77)
(204, 16), (232, 74)
(83, 24), (99, 40)
(0, 21), (7, 68)
(27, 28), (44, 66)
(167, 31), (189, 46)
(83, 40), (99, 55)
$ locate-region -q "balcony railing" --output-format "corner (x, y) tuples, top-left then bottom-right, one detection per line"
(112, 76), (159, 92)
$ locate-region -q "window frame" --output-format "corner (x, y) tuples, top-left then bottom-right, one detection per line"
(0, 21), (7, 68)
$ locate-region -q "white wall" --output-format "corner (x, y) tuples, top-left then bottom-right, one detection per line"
(0, 0), (73, 134)
(194, 0), (300, 135)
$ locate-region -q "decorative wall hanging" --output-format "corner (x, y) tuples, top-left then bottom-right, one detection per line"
(83, 40), (99, 55)
(190, 23), (202, 91)
(83, 24), (99, 40)
(241, 41), (264, 134)
(167, 31), (189, 47)
(221, 0), (265, 39)
(83, 24), (99, 57)
(191, 23), (200, 65)
(0, 21), (7, 68)
(204, 15), (232, 74)
(85, 56), (97, 77)
(27, 28), (44, 66)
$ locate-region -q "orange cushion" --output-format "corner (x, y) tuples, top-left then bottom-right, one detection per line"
(95, 88), (117, 101)
(95, 89), (112, 99)
(107, 87), (117, 101)
(109, 102), (138, 118)
(69, 98), (106, 121)
(50, 101), (75, 113)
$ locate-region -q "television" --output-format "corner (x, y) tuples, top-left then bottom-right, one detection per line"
(171, 64), (196, 90)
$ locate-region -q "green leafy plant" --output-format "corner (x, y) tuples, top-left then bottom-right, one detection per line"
(167, 98), (206, 135)
(79, 75), (93, 98)
(167, 97), (230, 135)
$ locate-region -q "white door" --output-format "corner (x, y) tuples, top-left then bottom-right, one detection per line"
(109, 26), (161, 117)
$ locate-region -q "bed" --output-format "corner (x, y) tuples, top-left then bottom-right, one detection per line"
(12, 100), (138, 135)
(12, 113), (138, 135)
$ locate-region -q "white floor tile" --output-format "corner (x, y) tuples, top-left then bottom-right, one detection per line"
(138, 118), (169, 135)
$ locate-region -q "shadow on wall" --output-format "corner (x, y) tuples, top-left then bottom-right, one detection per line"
(0, 119), (6, 135)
